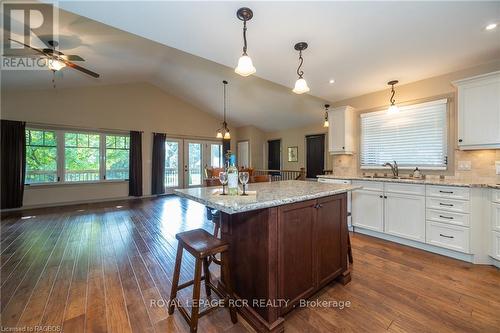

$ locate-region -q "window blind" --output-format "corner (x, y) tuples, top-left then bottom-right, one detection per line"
(360, 99), (448, 170)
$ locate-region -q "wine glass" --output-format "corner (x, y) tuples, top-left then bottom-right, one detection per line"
(239, 171), (249, 196)
(219, 172), (228, 195)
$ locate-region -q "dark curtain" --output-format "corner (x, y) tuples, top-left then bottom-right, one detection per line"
(222, 138), (231, 166)
(151, 132), (166, 195)
(129, 131), (143, 197)
(1, 120), (26, 209)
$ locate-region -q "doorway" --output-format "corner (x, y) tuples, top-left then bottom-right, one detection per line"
(306, 134), (325, 179)
(268, 139), (281, 171)
(165, 138), (223, 189)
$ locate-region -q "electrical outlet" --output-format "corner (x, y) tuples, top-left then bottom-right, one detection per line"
(457, 161), (472, 171)
(496, 161), (500, 175)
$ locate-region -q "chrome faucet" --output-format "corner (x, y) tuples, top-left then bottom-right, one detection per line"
(383, 161), (399, 178)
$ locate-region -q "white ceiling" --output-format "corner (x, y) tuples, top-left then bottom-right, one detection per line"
(54, 1), (500, 101)
(2, 1), (500, 132)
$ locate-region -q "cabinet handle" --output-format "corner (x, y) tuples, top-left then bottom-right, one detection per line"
(439, 233), (454, 239)
(384, 196), (387, 199)
(314, 204), (323, 209)
(439, 215), (454, 220)
(439, 203), (453, 207)
(379, 195), (383, 198)
(439, 190), (454, 194)
(458, 139), (463, 143)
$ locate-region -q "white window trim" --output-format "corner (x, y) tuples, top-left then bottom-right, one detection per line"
(25, 126), (130, 186)
(359, 98), (448, 171)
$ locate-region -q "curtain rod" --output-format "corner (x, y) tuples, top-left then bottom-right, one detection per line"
(25, 121), (143, 134)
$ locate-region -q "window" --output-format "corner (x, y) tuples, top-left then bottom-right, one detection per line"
(211, 144), (223, 168)
(106, 135), (129, 180)
(360, 99), (448, 170)
(64, 132), (100, 181)
(25, 129), (58, 184)
(24, 127), (130, 184)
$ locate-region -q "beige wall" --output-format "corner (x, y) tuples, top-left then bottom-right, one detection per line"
(234, 125), (266, 169)
(265, 123), (331, 172)
(260, 60), (500, 179)
(1, 82), (236, 207)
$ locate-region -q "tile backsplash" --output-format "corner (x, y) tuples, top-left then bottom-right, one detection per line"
(330, 149), (500, 182)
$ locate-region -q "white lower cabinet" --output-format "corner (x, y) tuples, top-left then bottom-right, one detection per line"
(385, 193), (425, 242)
(426, 221), (470, 253)
(491, 231), (500, 261)
(351, 189), (384, 231)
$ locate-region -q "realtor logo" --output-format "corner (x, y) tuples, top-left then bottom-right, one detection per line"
(2, 1), (58, 70)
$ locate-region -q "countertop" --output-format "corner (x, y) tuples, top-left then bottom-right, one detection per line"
(317, 175), (500, 189)
(174, 180), (359, 214)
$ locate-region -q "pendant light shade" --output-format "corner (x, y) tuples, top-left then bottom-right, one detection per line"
(323, 104), (330, 128)
(216, 80), (231, 139)
(387, 80), (399, 114)
(292, 42), (310, 94)
(293, 78), (310, 94)
(235, 55), (256, 76)
(235, 8), (256, 77)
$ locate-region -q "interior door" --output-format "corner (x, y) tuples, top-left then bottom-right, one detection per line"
(165, 138), (183, 189)
(268, 139), (281, 171)
(306, 134), (325, 178)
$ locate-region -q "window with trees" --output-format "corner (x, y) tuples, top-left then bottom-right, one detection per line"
(25, 129), (58, 184)
(25, 127), (130, 184)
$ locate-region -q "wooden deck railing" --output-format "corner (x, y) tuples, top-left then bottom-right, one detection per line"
(254, 168), (306, 181)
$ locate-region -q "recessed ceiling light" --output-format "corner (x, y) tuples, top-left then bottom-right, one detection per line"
(329, 79), (335, 84)
(485, 23), (497, 31)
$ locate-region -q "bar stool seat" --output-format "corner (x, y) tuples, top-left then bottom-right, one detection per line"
(169, 228), (237, 333)
(176, 228), (228, 258)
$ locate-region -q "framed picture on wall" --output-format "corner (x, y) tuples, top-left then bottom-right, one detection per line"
(287, 146), (298, 162)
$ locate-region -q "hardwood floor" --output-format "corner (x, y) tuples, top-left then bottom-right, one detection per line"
(1, 196), (499, 333)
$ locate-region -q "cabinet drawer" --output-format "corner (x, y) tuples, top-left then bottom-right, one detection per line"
(426, 221), (470, 253)
(492, 203), (500, 232)
(426, 209), (470, 227)
(426, 197), (470, 214)
(492, 190), (500, 204)
(385, 183), (425, 196)
(352, 181), (383, 192)
(491, 231), (500, 260)
(426, 185), (470, 201)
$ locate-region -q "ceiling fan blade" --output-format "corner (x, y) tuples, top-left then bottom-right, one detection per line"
(64, 61), (100, 78)
(8, 39), (46, 55)
(61, 54), (85, 62)
(42, 48), (64, 56)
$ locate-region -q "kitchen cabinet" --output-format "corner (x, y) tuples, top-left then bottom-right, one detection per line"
(453, 71), (500, 150)
(385, 193), (426, 242)
(277, 194), (348, 314)
(351, 189), (384, 232)
(328, 106), (355, 154)
(352, 181), (425, 241)
(491, 190), (500, 260)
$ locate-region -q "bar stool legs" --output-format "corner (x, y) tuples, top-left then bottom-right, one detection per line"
(168, 229), (237, 333)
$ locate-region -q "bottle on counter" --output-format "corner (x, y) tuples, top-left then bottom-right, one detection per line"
(227, 153), (239, 196)
(413, 167), (422, 179)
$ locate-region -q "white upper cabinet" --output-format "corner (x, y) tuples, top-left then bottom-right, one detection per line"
(453, 71), (500, 150)
(328, 106), (355, 154)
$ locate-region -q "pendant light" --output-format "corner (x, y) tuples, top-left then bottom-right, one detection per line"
(387, 80), (399, 114)
(235, 7), (256, 77)
(216, 80), (231, 140)
(323, 104), (330, 128)
(292, 42), (310, 94)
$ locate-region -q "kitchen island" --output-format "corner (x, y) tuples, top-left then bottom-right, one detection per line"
(175, 180), (357, 333)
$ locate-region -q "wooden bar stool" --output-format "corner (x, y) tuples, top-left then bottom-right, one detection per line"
(168, 228), (237, 333)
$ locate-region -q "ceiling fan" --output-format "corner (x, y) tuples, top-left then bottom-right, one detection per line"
(5, 39), (100, 78)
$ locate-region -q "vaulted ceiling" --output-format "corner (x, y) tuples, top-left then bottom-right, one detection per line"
(2, 1), (500, 131)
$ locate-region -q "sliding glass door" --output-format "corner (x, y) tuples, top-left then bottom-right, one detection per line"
(165, 138), (223, 190)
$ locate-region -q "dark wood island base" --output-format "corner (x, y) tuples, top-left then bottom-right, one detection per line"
(219, 193), (350, 333)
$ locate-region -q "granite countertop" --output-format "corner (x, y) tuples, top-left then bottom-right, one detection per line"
(174, 180), (359, 214)
(317, 175), (500, 189)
